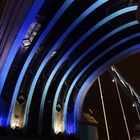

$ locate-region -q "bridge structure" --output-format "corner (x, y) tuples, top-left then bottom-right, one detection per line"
(109, 66), (140, 140)
(0, 0), (140, 139)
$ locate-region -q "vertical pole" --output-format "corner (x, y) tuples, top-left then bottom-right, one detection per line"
(134, 103), (140, 121)
(114, 79), (131, 140)
(98, 77), (110, 140)
(130, 88), (140, 121)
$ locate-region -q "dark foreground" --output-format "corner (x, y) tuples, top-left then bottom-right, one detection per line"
(0, 127), (79, 140)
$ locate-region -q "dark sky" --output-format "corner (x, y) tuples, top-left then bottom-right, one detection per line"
(83, 52), (140, 140)
(116, 52), (140, 93)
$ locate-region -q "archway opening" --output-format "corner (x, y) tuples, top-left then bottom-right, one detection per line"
(81, 52), (140, 140)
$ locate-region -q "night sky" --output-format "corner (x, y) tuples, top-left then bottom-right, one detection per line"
(83, 52), (140, 140)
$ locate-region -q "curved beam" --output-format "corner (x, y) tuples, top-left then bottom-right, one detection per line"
(74, 43), (140, 133)
(6, 0), (74, 126)
(52, 6), (137, 132)
(22, 0), (109, 129)
(0, 0), (45, 95)
(64, 32), (140, 134)
(53, 21), (138, 133)
(38, 0), (109, 132)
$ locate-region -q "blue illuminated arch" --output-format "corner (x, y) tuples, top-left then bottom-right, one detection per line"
(51, 6), (137, 132)
(22, 0), (109, 129)
(0, 0), (139, 135)
(6, 0), (74, 126)
(0, 0), (45, 95)
(64, 32), (140, 134)
(74, 44), (140, 133)
(38, 0), (109, 132)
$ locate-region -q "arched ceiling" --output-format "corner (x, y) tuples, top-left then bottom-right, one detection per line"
(0, 0), (140, 136)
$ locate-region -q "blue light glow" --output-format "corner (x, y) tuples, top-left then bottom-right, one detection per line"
(0, 117), (7, 127)
(65, 113), (76, 134)
(6, 0), (74, 127)
(74, 44), (140, 132)
(38, 0), (108, 133)
(0, 99), (7, 126)
(64, 31), (140, 133)
(52, 6), (137, 133)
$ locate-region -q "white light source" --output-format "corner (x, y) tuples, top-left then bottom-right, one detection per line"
(51, 51), (57, 57)
(22, 39), (31, 47)
(112, 79), (115, 83)
(54, 110), (64, 134)
(11, 121), (19, 129)
(132, 103), (135, 107)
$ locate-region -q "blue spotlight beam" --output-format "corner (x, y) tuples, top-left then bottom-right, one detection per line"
(64, 32), (140, 134)
(6, 0), (74, 126)
(74, 44), (140, 133)
(38, 0), (109, 133)
(0, 0), (45, 95)
(51, 6), (137, 132)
